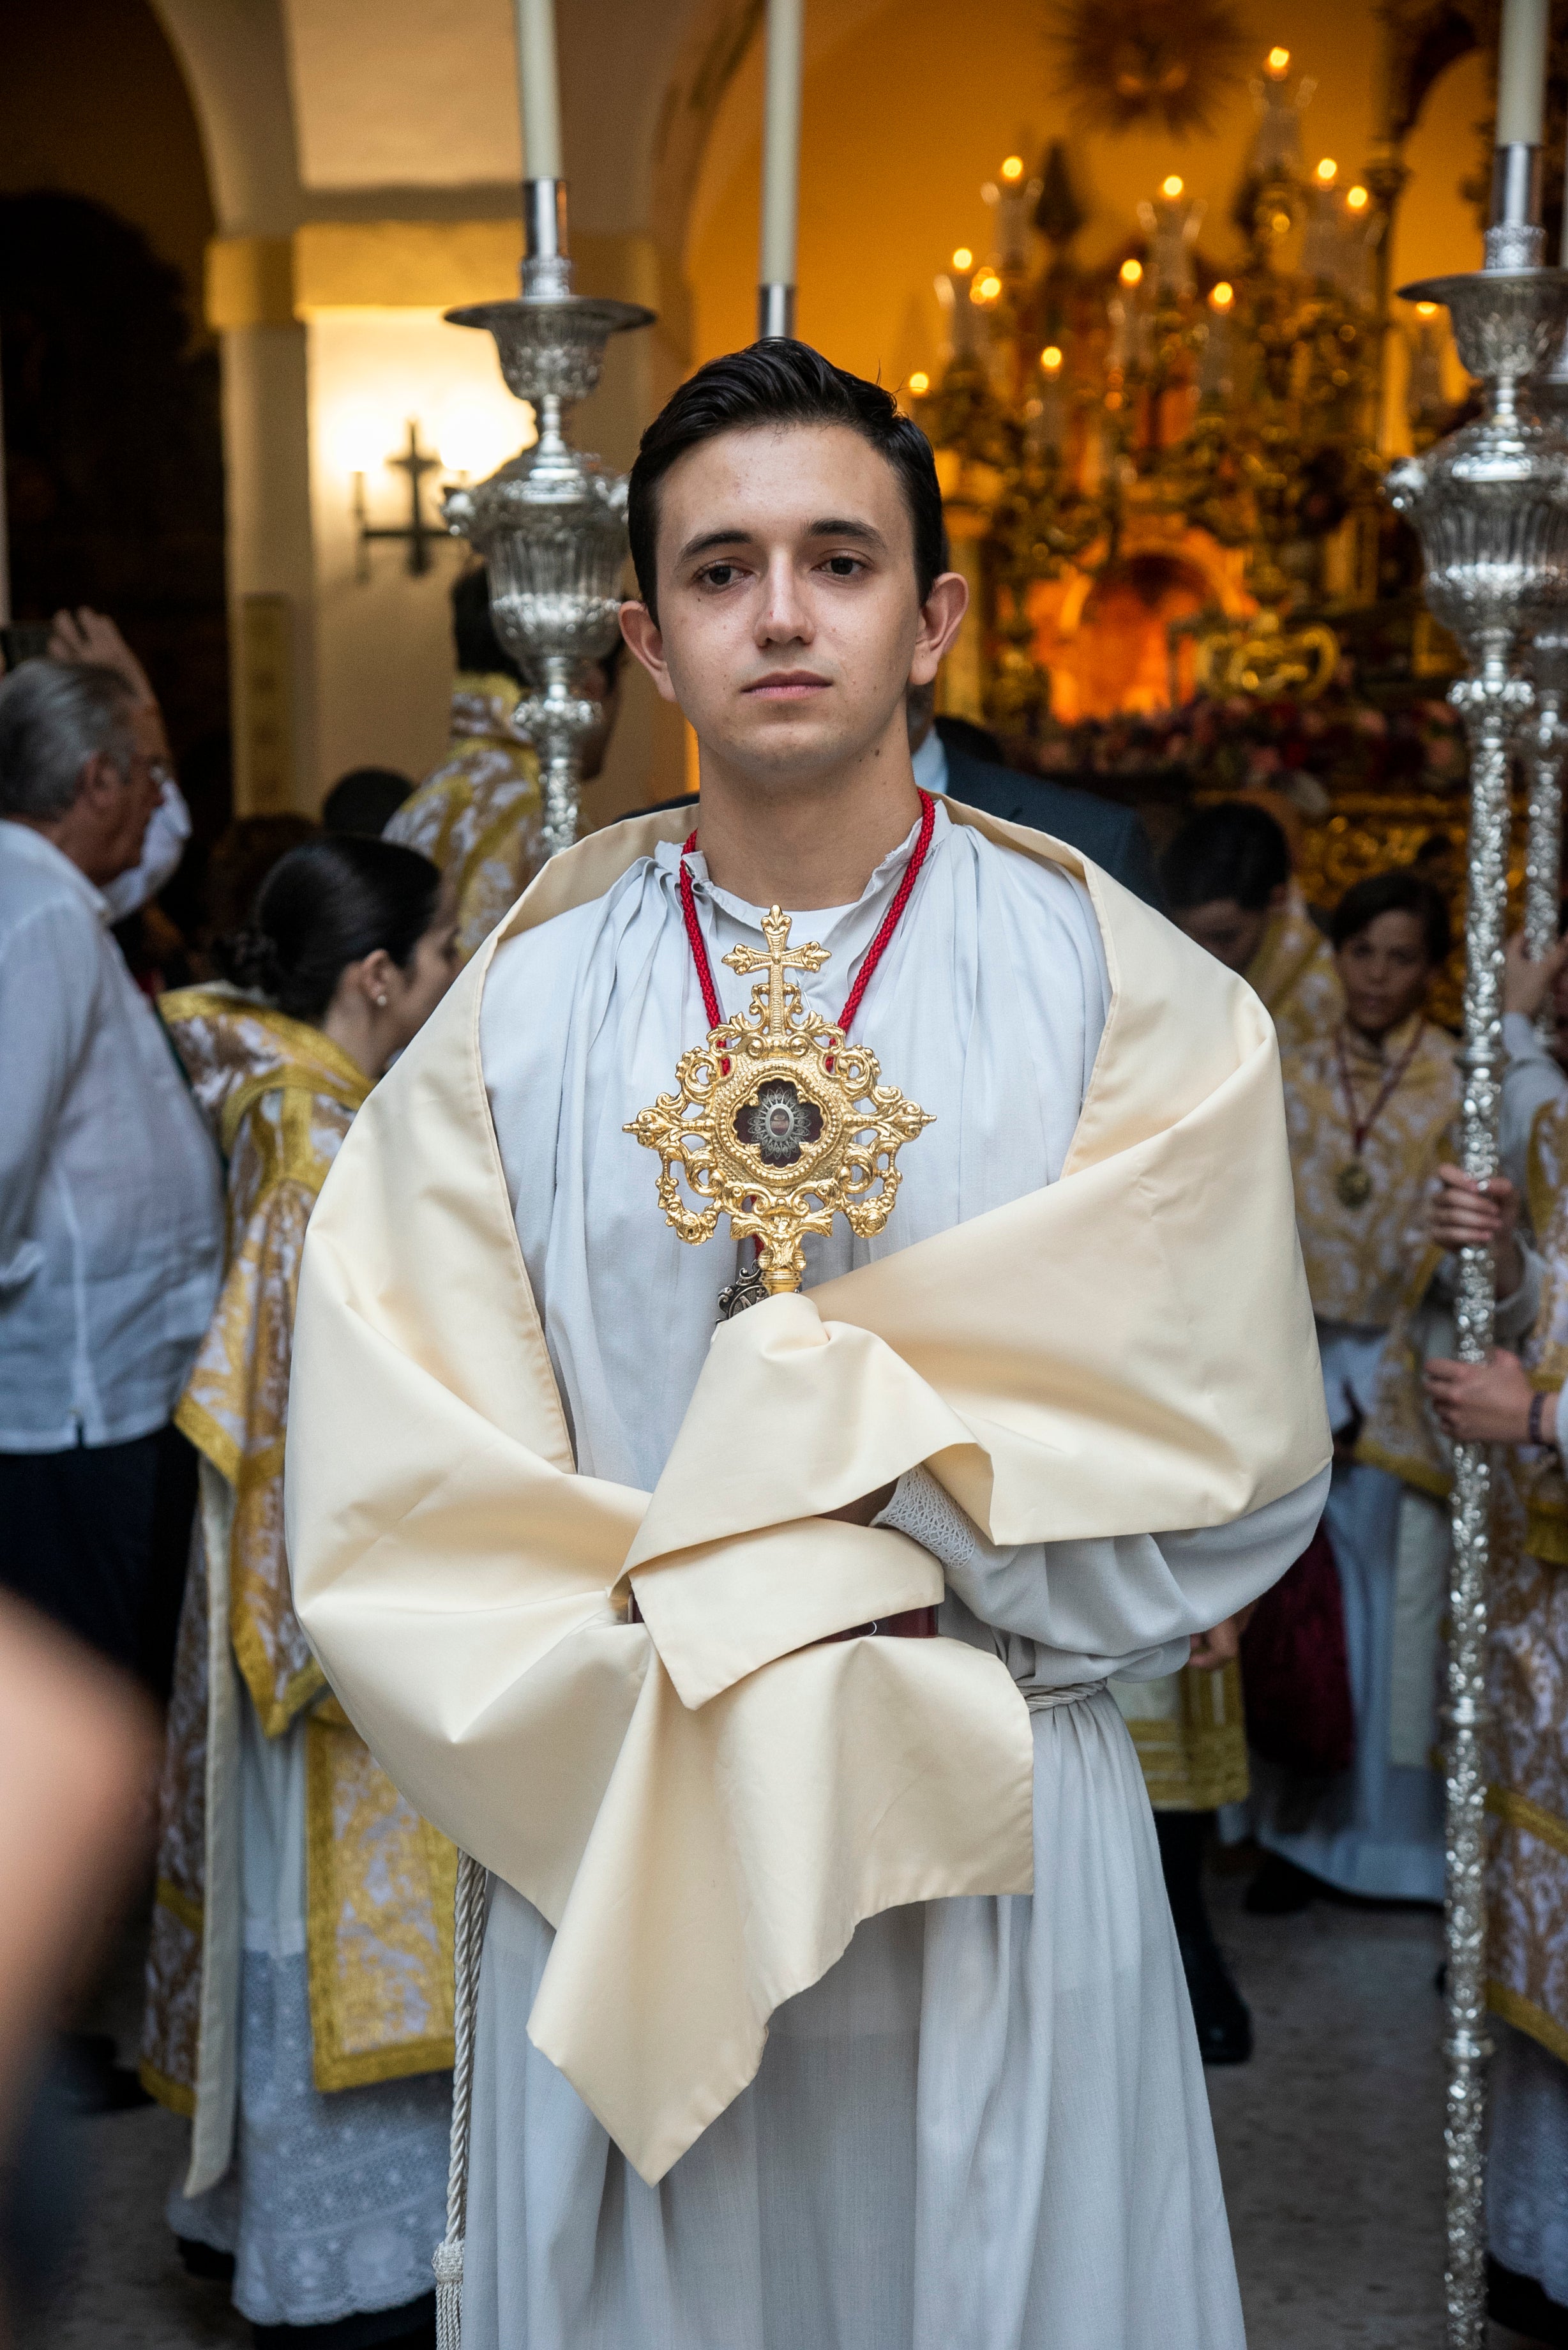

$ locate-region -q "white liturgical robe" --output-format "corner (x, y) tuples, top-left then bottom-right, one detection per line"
(462, 805), (1322, 2347)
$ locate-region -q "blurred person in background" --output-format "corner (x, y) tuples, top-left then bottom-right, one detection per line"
(387, 564), (626, 957)
(1251, 871), (1502, 1914)
(193, 814), (322, 980)
(144, 837), (460, 2349)
(905, 675), (1164, 907)
(1422, 1140), (1568, 2344)
(1500, 918), (1568, 1194)
(0, 660), (223, 1698)
(386, 565), (541, 958)
(0, 1592), (160, 2324)
(44, 607), (193, 928)
(322, 765), (414, 838)
(1163, 800), (1344, 1050)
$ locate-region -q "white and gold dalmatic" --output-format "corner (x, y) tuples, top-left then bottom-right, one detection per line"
(142, 992), (454, 2324)
(287, 800), (1330, 2349)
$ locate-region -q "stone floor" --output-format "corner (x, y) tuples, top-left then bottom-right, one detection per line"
(12, 1859), (1555, 2349)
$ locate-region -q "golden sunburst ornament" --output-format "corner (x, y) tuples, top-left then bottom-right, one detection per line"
(1048, 0), (1249, 137)
(625, 907), (934, 1298)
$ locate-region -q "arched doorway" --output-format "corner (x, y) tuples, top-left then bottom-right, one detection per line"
(0, 0), (229, 918)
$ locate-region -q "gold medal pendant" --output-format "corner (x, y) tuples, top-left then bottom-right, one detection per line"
(626, 906), (934, 1296)
(1336, 1159), (1373, 1209)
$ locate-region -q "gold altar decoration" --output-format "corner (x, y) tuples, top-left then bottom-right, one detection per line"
(625, 908), (933, 1296)
(910, 45), (1400, 737)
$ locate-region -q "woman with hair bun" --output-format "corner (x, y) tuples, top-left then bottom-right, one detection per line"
(142, 836), (459, 2347)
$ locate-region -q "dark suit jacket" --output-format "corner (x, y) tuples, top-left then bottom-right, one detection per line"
(939, 743), (1165, 912)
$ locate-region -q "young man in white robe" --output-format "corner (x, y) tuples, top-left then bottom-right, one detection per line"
(286, 340), (1332, 2349)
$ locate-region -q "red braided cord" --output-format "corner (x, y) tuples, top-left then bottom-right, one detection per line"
(677, 791), (934, 1042)
(677, 833), (723, 1031)
(837, 789), (935, 1036)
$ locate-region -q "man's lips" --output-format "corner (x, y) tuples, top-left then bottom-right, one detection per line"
(743, 671), (831, 699)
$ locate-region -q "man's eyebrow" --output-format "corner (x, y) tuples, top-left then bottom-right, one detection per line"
(675, 526), (754, 563)
(674, 516), (890, 564)
(806, 517), (887, 549)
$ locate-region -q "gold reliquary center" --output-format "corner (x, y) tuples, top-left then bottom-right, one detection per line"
(625, 905), (934, 1296)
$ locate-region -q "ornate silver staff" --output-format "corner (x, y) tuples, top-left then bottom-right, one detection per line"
(1525, 338), (1568, 1030)
(1385, 156), (1568, 2339)
(444, 181), (653, 858)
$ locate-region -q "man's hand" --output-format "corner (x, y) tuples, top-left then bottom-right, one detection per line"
(1428, 1163), (1522, 1300)
(822, 1482), (897, 1528)
(1504, 929), (1568, 1022)
(1189, 1607), (1253, 1671)
(1424, 1348), (1543, 1445)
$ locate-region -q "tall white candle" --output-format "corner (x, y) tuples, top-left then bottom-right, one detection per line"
(1496, 0), (1548, 146)
(760, 0), (804, 287)
(515, 0), (564, 179)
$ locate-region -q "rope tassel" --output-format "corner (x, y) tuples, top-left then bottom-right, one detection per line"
(433, 1850), (488, 2350)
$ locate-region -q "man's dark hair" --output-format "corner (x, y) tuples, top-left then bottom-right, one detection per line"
(626, 340), (947, 622)
(322, 766), (414, 837)
(1331, 867), (1451, 966)
(1161, 801), (1291, 913)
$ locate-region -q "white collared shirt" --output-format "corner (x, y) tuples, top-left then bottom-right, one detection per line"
(0, 821), (223, 1450)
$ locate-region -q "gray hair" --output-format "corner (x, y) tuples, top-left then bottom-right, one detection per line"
(0, 660), (137, 820)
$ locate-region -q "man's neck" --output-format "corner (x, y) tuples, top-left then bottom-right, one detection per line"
(692, 740), (924, 911)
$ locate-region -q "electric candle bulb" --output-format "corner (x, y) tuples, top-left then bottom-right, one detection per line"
(1346, 185), (1369, 211)
(1415, 301), (1438, 317)
(1209, 282), (1234, 310)
(951, 246), (973, 272)
(1315, 158), (1338, 184)
(1161, 175), (1184, 199)
(907, 371), (930, 395)
(1119, 257), (1143, 286)
(1040, 345), (1064, 372)
(1000, 156), (1025, 181)
(1265, 45), (1290, 77)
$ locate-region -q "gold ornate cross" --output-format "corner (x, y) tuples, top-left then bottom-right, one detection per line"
(625, 906), (933, 1298)
(722, 907), (829, 1033)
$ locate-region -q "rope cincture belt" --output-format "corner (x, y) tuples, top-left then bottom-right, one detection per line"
(432, 1849), (486, 2350)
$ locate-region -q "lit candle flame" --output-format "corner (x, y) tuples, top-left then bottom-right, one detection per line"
(1000, 155), (1025, 182)
(1119, 257), (1143, 286)
(1209, 282), (1234, 310)
(1315, 157), (1337, 184)
(907, 370), (930, 395)
(1415, 301), (1438, 317)
(1265, 45), (1290, 76)
(1040, 345), (1064, 372)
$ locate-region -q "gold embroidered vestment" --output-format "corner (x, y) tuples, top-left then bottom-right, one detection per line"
(141, 992), (455, 2121)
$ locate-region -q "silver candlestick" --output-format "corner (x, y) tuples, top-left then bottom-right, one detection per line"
(1387, 252), (1568, 2349)
(444, 179), (654, 856)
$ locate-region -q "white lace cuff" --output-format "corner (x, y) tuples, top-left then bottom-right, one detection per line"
(873, 1464), (984, 1578)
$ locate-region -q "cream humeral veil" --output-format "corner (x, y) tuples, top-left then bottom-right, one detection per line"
(286, 798), (1329, 2183)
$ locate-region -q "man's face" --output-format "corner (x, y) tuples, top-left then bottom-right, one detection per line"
(77, 704), (163, 886)
(622, 423), (956, 790)
(1175, 897), (1271, 974)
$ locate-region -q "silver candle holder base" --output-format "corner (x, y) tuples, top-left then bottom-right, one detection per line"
(1387, 257), (1568, 2350)
(444, 179), (654, 858)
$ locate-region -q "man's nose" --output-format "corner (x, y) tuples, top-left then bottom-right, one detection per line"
(755, 556), (811, 644)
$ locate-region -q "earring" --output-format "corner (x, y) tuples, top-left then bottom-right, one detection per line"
(375, 992), (388, 1008)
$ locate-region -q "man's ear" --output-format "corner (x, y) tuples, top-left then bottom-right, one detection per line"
(909, 572), (970, 686)
(619, 602), (679, 705)
(75, 750), (123, 812)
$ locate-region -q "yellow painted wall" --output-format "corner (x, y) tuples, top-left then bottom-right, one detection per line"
(687, 0), (1487, 424)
